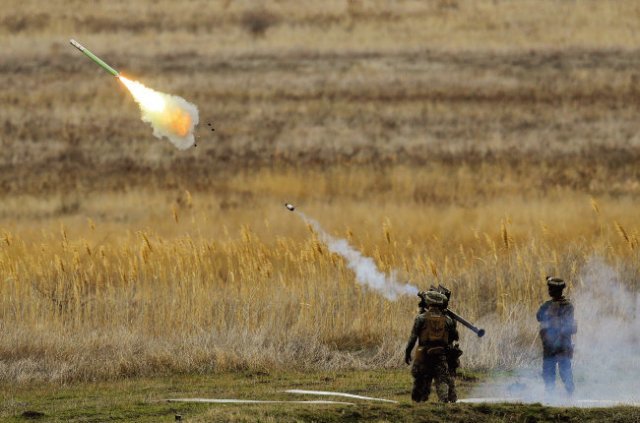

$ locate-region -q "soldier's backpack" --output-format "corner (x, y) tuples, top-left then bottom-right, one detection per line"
(419, 310), (449, 345)
(546, 301), (564, 330)
(547, 299), (575, 328)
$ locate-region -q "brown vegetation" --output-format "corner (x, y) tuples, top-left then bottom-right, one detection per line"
(1, 181), (638, 382)
(3, 0), (640, 193)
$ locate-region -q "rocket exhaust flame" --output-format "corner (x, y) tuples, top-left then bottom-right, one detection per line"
(118, 76), (199, 149)
(293, 209), (418, 300)
(119, 77), (165, 112)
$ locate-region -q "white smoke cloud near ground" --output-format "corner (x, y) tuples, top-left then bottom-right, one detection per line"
(119, 76), (199, 150)
(296, 211), (419, 300)
(469, 257), (640, 407)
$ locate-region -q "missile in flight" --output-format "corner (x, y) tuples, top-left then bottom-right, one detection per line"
(69, 39), (120, 77)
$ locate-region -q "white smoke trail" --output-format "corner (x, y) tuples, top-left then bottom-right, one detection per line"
(296, 211), (419, 300)
(119, 76), (199, 150)
(468, 257), (640, 406)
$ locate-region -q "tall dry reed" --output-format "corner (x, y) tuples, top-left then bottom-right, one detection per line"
(0, 176), (637, 383)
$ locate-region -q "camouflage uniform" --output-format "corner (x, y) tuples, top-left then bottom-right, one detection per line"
(426, 285), (462, 403)
(446, 343), (462, 402)
(405, 293), (459, 403)
(536, 277), (577, 396)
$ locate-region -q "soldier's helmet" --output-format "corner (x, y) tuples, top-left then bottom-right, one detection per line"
(433, 285), (451, 308)
(546, 276), (566, 298)
(419, 290), (448, 308)
(546, 276), (566, 289)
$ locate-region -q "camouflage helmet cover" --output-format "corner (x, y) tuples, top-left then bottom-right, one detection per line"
(418, 290), (448, 307)
(430, 284), (451, 301)
(546, 276), (566, 289)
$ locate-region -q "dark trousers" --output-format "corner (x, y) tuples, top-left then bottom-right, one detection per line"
(411, 355), (450, 403)
(542, 355), (574, 395)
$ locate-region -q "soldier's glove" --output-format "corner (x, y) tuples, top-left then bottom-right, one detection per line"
(404, 351), (412, 365)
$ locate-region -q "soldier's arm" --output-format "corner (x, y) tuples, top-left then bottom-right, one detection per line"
(448, 317), (459, 343)
(564, 303), (577, 335)
(405, 315), (422, 357)
(536, 302), (548, 322)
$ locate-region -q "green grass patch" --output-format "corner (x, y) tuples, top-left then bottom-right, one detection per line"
(1, 370), (639, 422)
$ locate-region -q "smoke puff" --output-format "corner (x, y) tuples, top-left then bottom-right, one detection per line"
(571, 258), (640, 402)
(298, 212), (418, 300)
(139, 93), (199, 150)
(119, 76), (199, 150)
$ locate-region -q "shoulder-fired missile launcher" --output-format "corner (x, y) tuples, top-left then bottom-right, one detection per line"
(418, 287), (486, 337)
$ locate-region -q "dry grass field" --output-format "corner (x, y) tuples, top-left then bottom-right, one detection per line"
(1, 0), (640, 385)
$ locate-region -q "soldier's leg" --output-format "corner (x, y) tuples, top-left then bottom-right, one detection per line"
(434, 357), (450, 403)
(542, 356), (557, 393)
(411, 365), (429, 403)
(448, 373), (458, 403)
(424, 373), (434, 402)
(447, 355), (459, 403)
(411, 376), (424, 402)
(558, 357), (575, 396)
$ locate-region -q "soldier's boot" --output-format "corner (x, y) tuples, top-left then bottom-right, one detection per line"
(558, 358), (575, 396)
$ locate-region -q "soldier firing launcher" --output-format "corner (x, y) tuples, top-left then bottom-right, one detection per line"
(418, 286), (485, 338)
